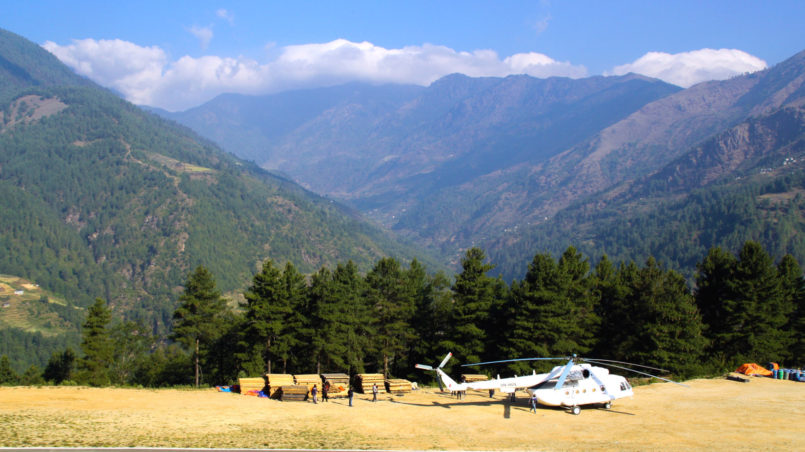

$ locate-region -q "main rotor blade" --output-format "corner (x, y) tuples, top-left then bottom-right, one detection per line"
(462, 357), (569, 367)
(583, 358), (670, 374)
(438, 353), (453, 369)
(590, 361), (689, 387)
(588, 371), (614, 400)
(415, 364), (434, 371)
(554, 359), (575, 391)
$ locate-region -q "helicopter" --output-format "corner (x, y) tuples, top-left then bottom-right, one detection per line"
(416, 353), (685, 415)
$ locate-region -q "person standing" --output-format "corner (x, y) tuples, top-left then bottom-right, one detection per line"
(311, 384), (318, 404)
(530, 394), (538, 414)
(322, 381), (329, 402)
(372, 383), (378, 402)
(348, 387), (354, 407)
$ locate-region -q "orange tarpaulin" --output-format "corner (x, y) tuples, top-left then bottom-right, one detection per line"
(735, 363), (772, 376)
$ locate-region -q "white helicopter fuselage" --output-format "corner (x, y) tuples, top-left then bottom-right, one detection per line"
(528, 363), (633, 407)
(429, 359), (633, 412)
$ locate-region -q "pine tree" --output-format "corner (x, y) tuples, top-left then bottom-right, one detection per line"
(366, 257), (415, 377)
(43, 347), (76, 384)
(279, 261), (307, 373)
(21, 365), (44, 385)
(728, 242), (792, 365)
(78, 298), (113, 386)
(333, 261), (372, 375)
(305, 266), (337, 374)
(696, 242), (793, 368)
(0, 355), (19, 385)
(450, 248), (507, 368)
(623, 258), (707, 375)
(241, 259), (288, 375)
(407, 261), (453, 381)
(109, 321), (152, 385)
(504, 247), (598, 374)
(695, 246), (738, 358)
(592, 255), (629, 358)
(777, 254), (805, 363)
(305, 261), (371, 375)
(171, 265), (227, 387)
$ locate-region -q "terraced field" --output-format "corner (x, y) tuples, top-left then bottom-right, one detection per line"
(0, 274), (76, 335)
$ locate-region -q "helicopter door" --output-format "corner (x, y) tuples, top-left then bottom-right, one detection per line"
(564, 381), (578, 406)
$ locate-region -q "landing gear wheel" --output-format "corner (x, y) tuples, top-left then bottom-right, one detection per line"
(571, 406), (581, 415)
(604, 401), (612, 410)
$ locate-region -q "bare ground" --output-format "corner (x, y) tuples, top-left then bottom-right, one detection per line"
(0, 376), (803, 451)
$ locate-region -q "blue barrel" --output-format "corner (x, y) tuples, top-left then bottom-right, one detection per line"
(772, 369), (778, 379)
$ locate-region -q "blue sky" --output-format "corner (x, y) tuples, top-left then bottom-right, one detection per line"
(2, 1), (803, 111)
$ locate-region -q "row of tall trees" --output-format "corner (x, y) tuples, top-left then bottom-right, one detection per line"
(2, 240), (802, 387)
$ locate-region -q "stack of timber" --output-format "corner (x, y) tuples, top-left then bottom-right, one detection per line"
(462, 374), (489, 393)
(462, 374), (489, 383)
(265, 373), (295, 398)
(355, 373), (386, 394)
(278, 385), (309, 401)
(294, 374), (322, 393)
(385, 378), (413, 394)
(321, 373), (350, 397)
(238, 377), (266, 395)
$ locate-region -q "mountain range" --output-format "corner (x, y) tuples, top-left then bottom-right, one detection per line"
(2, 22), (805, 369)
(162, 49), (805, 277)
(0, 27), (436, 360)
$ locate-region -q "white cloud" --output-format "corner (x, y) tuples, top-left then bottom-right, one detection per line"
(42, 39), (167, 106)
(608, 48), (767, 87)
(42, 37), (587, 111)
(188, 25), (213, 50)
(216, 9), (234, 25)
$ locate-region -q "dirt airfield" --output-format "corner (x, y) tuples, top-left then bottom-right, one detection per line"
(1, 376), (803, 451)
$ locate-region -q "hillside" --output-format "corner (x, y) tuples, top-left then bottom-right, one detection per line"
(167, 50), (805, 277)
(489, 63), (805, 279)
(0, 27), (438, 370)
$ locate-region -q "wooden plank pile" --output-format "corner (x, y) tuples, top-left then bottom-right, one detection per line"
(462, 374), (489, 393)
(238, 377), (266, 396)
(385, 378), (413, 394)
(355, 373), (386, 394)
(294, 374), (322, 394)
(278, 385), (309, 401)
(462, 374), (489, 383)
(265, 373), (295, 398)
(321, 373), (350, 397)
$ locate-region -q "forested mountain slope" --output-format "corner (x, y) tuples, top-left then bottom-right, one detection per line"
(0, 28), (434, 341)
(489, 53), (805, 280)
(167, 50), (805, 279)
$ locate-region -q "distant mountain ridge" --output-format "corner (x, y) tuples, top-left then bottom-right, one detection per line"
(165, 49), (805, 278)
(163, 72), (681, 233)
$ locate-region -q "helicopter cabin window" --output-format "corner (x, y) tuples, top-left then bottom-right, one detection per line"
(619, 382), (630, 391)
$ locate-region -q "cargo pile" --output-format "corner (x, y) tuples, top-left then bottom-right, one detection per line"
(294, 374), (322, 393)
(355, 373), (386, 394)
(321, 373), (350, 397)
(278, 385), (309, 401)
(238, 377), (266, 396)
(461, 374), (489, 383)
(265, 374), (295, 398)
(385, 378), (413, 394)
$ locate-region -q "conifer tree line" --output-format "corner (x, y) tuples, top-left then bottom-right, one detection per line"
(1, 240), (803, 387)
